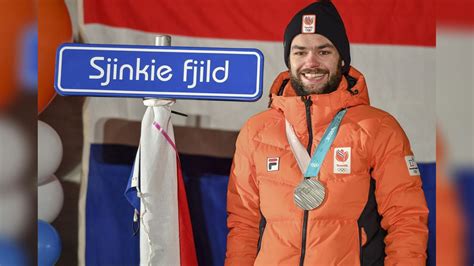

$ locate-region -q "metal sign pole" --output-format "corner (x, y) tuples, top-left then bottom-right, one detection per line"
(137, 35), (180, 266)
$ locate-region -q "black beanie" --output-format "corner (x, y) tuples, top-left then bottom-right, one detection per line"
(284, 1), (351, 74)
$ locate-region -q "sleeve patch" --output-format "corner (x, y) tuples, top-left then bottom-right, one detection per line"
(405, 155), (420, 176)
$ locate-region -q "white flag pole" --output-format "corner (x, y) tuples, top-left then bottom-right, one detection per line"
(136, 35), (180, 266)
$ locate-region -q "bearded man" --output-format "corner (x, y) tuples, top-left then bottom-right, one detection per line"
(225, 1), (429, 265)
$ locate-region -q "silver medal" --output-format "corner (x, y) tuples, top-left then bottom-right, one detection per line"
(294, 178), (326, 210)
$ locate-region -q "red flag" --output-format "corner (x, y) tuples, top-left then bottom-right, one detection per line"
(177, 159), (198, 266)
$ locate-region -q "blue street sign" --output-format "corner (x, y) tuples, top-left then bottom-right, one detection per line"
(54, 43), (264, 101)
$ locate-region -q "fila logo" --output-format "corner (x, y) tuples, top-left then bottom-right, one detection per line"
(302, 14), (316, 33)
(334, 147), (351, 174)
(267, 157), (280, 172)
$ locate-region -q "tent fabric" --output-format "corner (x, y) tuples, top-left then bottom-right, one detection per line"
(85, 144), (139, 266)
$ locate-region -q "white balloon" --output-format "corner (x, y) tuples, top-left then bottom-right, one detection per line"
(38, 175), (64, 223)
(0, 187), (31, 240)
(0, 117), (29, 186)
(38, 121), (63, 185)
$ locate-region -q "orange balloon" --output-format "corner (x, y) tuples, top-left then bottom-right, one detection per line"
(38, 0), (72, 113)
(0, 1), (34, 111)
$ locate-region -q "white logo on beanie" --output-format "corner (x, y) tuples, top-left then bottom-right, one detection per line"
(301, 14), (316, 33)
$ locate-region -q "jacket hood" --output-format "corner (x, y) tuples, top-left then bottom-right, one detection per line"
(269, 67), (370, 143)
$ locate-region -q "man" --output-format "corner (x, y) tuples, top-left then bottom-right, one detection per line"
(225, 1), (429, 265)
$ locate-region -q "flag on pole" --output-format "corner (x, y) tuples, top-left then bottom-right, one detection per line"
(127, 99), (197, 265)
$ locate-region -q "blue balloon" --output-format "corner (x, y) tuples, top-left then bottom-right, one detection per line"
(38, 220), (61, 266)
(0, 238), (27, 266)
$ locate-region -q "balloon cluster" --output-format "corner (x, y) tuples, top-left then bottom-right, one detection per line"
(0, 0), (71, 264)
(38, 121), (64, 223)
(0, 118), (32, 265)
(35, 0), (71, 264)
(0, 120), (64, 264)
(37, 120), (64, 265)
(0, 118), (30, 240)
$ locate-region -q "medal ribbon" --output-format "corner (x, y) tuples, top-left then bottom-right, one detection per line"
(285, 109), (347, 179)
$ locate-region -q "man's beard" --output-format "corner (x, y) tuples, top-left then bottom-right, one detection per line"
(290, 66), (342, 96)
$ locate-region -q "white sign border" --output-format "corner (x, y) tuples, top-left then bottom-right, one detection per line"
(56, 45), (263, 99)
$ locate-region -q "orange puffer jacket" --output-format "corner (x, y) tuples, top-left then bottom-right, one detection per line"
(226, 67), (429, 266)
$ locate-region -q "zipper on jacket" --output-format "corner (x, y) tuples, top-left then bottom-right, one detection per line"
(303, 96), (313, 154)
(299, 96), (313, 266)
